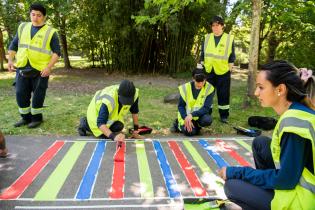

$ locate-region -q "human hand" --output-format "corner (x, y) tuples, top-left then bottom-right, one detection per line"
(40, 67), (52, 77)
(130, 130), (144, 139)
(7, 60), (15, 72)
(184, 114), (194, 132)
(114, 133), (125, 142)
(217, 167), (227, 180)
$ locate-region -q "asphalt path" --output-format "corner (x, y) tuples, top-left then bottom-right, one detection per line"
(0, 136), (253, 210)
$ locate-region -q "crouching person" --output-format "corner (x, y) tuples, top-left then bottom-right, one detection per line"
(172, 68), (215, 136)
(78, 80), (140, 142)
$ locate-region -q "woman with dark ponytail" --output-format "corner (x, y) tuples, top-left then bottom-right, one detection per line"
(218, 60), (315, 209)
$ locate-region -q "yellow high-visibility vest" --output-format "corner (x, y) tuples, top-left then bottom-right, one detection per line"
(204, 33), (233, 75)
(271, 107), (315, 209)
(16, 22), (56, 71)
(177, 82), (214, 129)
(87, 85), (139, 137)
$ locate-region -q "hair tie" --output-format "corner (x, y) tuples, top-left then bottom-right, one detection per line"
(300, 68), (313, 82)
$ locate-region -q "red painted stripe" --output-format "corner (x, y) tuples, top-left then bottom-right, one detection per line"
(0, 141), (65, 200)
(216, 140), (251, 166)
(168, 141), (207, 197)
(109, 142), (126, 199)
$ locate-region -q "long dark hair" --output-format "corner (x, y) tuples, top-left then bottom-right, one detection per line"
(260, 60), (315, 110)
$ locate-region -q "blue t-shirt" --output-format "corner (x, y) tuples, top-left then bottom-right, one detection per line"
(226, 102), (314, 190)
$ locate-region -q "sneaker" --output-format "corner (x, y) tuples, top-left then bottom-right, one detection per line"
(14, 119), (30, 127)
(220, 118), (229, 124)
(27, 121), (42, 128)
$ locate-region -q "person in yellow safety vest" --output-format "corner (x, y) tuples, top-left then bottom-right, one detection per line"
(218, 60), (315, 210)
(7, 3), (60, 128)
(78, 80), (142, 142)
(199, 15), (235, 124)
(170, 68), (215, 136)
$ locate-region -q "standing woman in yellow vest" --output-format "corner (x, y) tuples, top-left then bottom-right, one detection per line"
(7, 3), (60, 128)
(78, 80), (141, 142)
(218, 61), (315, 209)
(199, 16), (235, 123)
(171, 68), (215, 136)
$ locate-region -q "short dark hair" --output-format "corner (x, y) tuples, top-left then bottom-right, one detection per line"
(29, 3), (46, 16)
(192, 68), (206, 82)
(210, 15), (224, 26)
(260, 60), (306, 103)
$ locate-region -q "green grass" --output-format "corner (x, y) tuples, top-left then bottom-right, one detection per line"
(0, 68), (276, 137)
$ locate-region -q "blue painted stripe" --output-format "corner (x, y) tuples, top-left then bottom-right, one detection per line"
(152, 141), (181, 198)
(199, 139), (229, 168)
(76, 141), (106, 200)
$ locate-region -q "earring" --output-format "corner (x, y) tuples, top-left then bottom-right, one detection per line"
(277, 92), (280, 96)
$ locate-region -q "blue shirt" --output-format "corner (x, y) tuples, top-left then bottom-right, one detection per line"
(178, 81), (214, 119)
(9, 23), (61, 70)
(97, 98), (139, 128)
(226, 102), (314, 190)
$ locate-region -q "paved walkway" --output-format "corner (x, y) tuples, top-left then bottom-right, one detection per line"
(0, 136), (253, 210)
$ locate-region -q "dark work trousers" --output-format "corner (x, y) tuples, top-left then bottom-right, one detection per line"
(81, 117), (124, 138)
(180, 114), (212, 136)
(207, 70), (230, 119)
(15, 71), (49, 122)
(224, 136), (275, 210)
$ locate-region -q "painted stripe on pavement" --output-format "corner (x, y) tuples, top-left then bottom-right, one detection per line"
(76, 141), (106, 200)
(235, 139), (252, 152)
(168, 141), (207, 197)
(109, 142), (126, 199)
(34, 141), (86, 200)
(216, 140), (251, 166)
(198, 140), (229, 168)
(0, 141), (65, 200)
(135, 140), (154, 198)
(152, 140), (181, 198)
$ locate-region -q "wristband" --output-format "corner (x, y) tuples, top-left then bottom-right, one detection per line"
(108, 133), (116, 141)
(134, 124), (139, 131)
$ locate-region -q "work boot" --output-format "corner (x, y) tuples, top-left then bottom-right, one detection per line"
(220, 118), (228, 124)
(170, 119), (179, 133)
(28, 121), (42, 128)
(78, 117), (87, 136)
(0, 130), (8, 158)
(14, 119), (30, 127)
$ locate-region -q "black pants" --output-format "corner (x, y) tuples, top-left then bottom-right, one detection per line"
(207, 70), (230, 119)
(15, 71), (49, 122)
(80, 117), (124, 138)
(224, 136), (275, 210)
(180, 114), (212, 136)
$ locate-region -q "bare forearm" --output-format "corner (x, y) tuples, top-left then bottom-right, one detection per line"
(47, 53), (59, 69)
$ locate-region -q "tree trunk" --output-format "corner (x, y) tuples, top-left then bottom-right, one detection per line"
(243, 0), (262, 107)
(59, 17), (71, 69)
(0, 29), (6, 71)
(267, 31), (279, 63)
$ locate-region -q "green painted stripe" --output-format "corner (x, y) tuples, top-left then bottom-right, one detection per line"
(135, 141), (154, 197)
(34, 142), (86, 200)
(183, 140), (213, 173)
(236, 139), (252, 152)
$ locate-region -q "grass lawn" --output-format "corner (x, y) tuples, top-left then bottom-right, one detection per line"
(0, 63), (276, 137)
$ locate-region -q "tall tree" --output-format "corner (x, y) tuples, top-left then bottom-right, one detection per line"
(244, 0), (262, 107)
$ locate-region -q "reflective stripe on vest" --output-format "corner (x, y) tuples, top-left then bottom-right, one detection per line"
(87, 85), (139, 137)
(16, 22), (56, 71)
(203, 33), (233, 75)
(177, 82), (214, 128)
(271, 108), (315, 209)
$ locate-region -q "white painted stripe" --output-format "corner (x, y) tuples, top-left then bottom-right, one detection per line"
(15, 203), (184, 209)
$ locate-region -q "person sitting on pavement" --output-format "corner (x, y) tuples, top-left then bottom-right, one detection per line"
(171, 67), (215, 136)
(218, 60), (315, 210)
(0, 130), (8, 158)
(78, 80), (141, 142)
